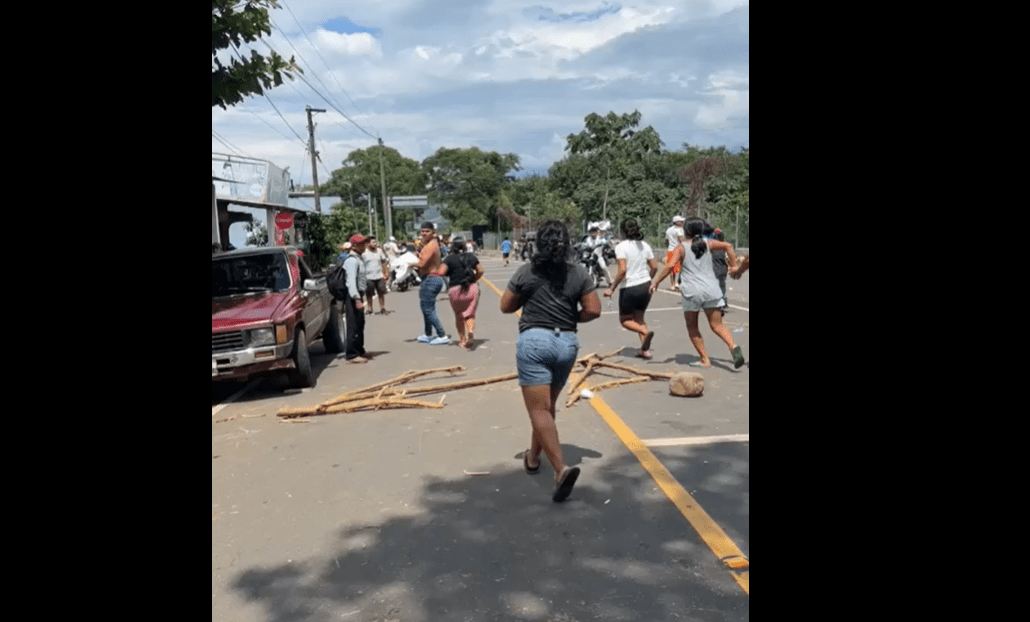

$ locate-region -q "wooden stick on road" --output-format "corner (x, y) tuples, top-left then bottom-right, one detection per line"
(565, 376), (650, 407)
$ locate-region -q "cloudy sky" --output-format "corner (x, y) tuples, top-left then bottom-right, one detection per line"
(212, 0), (748, 244)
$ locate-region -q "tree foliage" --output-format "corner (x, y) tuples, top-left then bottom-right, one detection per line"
(315, 111), (747, 246)
(500, 174), (580, 231)
(320, 145), (429, 235)
(551, 111), (668, 234)
(212, 0), (302, 109)
(422, 147), (520, 230)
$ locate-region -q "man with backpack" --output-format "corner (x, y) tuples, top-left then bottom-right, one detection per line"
(330, 234), (371, 363)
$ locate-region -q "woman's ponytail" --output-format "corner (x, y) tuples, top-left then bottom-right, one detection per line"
(684, 217), (708, 259)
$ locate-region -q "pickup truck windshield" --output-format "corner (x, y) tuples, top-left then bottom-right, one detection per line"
(212, 253), (292, 298)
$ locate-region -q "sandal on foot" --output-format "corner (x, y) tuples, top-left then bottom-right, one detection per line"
(523, 450), (540, 474)
(552, 466), (581, 502)
(641, 330), (655, 352)
(732, 345), (745, 369)
(639, 350), (652, 359)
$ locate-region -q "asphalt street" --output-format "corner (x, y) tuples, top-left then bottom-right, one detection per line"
(212, 251), (750, 622)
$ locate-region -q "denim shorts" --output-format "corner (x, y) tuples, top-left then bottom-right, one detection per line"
(516, 328), (579, 388)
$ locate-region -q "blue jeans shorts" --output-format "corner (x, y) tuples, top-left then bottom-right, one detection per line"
(516, 328), (579, 388)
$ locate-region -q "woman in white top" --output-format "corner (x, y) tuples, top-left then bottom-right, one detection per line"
(650, 217), (744, 369)
(602, 219), (659, 359)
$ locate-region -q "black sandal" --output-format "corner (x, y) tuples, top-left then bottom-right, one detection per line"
(552, 466), (581, 502)
(523, 450), (540, 474)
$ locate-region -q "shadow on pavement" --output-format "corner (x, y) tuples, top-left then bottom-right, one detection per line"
(230, 449), (749, 622)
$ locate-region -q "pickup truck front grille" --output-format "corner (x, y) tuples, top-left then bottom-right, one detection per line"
(212, 331), (245, 354)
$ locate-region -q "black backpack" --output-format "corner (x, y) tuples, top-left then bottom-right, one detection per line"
(326, 259), (349, 300)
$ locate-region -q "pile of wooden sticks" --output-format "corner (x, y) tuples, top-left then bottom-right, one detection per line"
(275, 349), (674, 420)
(276, 366), (517, 419)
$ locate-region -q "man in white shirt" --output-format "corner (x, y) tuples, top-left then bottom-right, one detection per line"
(362, 237), (390, 315)
(664, 215), (686, 292)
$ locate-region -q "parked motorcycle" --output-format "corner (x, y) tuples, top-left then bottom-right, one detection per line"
(389, 250), (421, 292)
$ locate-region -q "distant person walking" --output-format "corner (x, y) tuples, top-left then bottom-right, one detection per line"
(362, 237), (390, 315)
(602, 219), (658, 359)
(650, 217), (744, 369)
(412, 222), (450, 345)
(664, 215), (686, 292)
(501, 220), (601, 502)
(501, 237), (512, 266)
(439, 235), (484, 349)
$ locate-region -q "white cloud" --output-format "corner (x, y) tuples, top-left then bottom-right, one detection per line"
(313, 29), (381, 58)
(694, 70), (749, 127)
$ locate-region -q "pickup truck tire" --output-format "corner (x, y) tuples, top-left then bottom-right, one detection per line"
(323, 303), (346, 354)
(289, 328), (315, 388)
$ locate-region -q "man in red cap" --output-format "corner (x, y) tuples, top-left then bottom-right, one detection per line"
(342, 234), (370, 363)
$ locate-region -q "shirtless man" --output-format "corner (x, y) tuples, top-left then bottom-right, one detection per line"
(412, 222), (450, 344)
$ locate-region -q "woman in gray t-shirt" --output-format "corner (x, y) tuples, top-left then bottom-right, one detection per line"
(501, 221), (601, 502)
(650, 217), (745, 369)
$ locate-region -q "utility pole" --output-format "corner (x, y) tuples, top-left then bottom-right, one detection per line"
(378, 137), (392, 241)
(306, 106), (326, 213)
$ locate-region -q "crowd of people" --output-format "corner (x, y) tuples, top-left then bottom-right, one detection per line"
(327, 216), (747, 502)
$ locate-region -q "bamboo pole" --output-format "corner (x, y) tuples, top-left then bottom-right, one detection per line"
(592, 360), (676, 379)
(320, 366), (466, 408)
(566, 376), (650, 407)
(279, 396), (446, 418)
(279, 372), (519, 418)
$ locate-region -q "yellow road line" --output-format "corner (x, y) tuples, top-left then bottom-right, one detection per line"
(483, 273), (747, 594)
(480, 276), (505, 300)
(588, 395), (749, 594)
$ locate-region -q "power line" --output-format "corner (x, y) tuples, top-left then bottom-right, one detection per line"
(278, 2), (379, 137)
(262, 90), (308, 145)
(246, 107), (307, 145)
(212, 130), (246, 156)
(226, 43), (309, 147)
(266, 17), (378, 141)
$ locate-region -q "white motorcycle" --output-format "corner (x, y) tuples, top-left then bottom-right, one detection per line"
(389, 251), (421, 292)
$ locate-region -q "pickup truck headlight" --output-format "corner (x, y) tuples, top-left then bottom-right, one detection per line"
(248, 328), (276, 347)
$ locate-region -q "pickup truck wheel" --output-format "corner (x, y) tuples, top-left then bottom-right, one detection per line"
(288, 328), (315, 389)
(323, 303), (346, 354)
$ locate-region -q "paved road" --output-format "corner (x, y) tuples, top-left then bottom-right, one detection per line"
(213, 253), (749, 622)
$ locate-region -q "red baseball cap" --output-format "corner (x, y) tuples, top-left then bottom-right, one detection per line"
(349, 234), (367, 244)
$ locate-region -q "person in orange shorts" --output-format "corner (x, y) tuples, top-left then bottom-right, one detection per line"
(664, 215), (686, 291)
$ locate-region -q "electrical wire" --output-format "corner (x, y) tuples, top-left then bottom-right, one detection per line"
(226, 43), (309, 147)
(267, 17), (378, 141)
(212, 130), (246, 156)
(278, 2), (379, 136)
(246, 107), (308, 146)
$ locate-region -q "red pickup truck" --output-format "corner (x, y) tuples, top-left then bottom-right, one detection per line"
(212, 246), (345, 389)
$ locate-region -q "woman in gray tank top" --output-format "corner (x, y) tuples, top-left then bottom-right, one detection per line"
(649, 217), (745, 369)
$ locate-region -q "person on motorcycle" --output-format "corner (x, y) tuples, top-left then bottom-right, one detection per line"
(582, 226), (612, 285)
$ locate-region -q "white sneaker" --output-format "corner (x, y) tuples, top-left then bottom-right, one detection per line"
(416, 335), (431, 343)
(430, 336), (451, 345)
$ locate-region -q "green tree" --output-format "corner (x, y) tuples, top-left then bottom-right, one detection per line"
(551, 111), (663, 233)
(212, 0), (302, 109)
(422, 147), (520, 230)
(321, 144), (429, 236)
(504, 174), (580, 230)
(244, 220), (268, 246)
